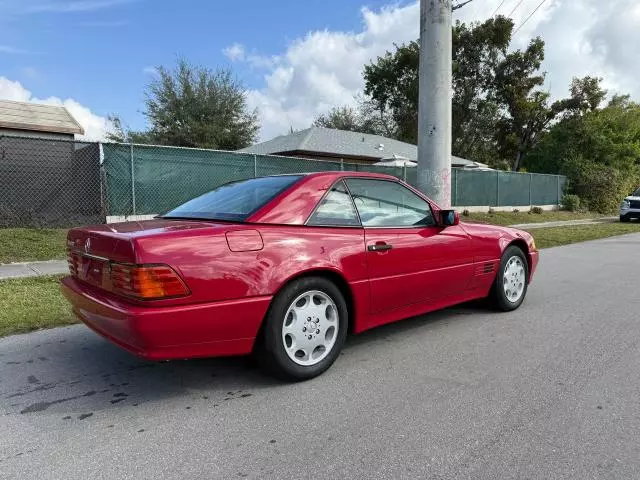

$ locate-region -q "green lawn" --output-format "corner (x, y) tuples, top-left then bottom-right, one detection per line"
(523, 222), (640, 249)
(464, 210), (607, 226)
(0, 275), (76, 337)
(0, 228), (68, 264)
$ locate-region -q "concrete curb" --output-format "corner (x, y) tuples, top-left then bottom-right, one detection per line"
(0, 260), (68, 280)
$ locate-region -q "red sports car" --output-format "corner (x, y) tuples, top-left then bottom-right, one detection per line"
(61, 172), (538, 380)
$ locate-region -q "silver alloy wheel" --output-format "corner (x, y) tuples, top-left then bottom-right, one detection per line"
(503, 255), (526, 303)
(281, 290), (339, 366)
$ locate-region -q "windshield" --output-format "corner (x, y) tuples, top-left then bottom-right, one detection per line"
(633, 187), (640, 197)
(162, 175), (303, 221)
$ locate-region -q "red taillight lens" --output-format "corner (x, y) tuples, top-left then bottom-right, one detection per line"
(110, 264), (190, 300)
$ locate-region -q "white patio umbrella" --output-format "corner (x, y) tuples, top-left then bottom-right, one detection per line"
(373, 154), (417, 167)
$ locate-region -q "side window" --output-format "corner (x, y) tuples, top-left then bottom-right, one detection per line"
(307, 180), (361, 226)
(345, 178), (434, 227)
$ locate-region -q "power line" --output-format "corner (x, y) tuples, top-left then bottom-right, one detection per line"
(492, 0), (508, 16)
(452, 0), (475, 11)
(514, 0), (549, 33)
(507, 0), (525, 17)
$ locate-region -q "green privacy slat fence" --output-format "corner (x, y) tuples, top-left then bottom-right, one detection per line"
(102, 143), (566, 216)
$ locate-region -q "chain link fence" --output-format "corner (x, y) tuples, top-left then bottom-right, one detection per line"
(0, 135), (102, 228)
(0, 136), (566, 228)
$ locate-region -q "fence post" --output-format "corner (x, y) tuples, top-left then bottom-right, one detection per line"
(130, 143), (136, 216)
(403, 164), (407, 182)
(496, 170), (500, 207)
(529, 174), (533, 207)
(557, 175), (561, 206)
(340, 159), (344, 171)
(453, 168), (458, 207)
(254, 155), (257, 178)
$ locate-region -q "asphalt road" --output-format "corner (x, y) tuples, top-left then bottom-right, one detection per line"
(2, 234), (640, 480)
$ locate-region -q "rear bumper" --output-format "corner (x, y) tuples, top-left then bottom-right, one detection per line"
(528, 250), (539, 283)
(60, 276), (271, 360)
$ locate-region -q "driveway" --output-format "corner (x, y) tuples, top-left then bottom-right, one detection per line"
(1, 234), (640, 480)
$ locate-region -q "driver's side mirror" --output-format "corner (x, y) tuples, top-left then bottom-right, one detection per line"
(439, 209), (459, 227)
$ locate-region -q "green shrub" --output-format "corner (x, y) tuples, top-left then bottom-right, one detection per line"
(530, 206), (544, 214)
(562, 194), (581, 212)
(462, 209), (470, 216)
(563, 157), (640, 213)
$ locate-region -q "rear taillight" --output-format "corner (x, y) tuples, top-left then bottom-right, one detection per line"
(110, 264), (190, 300)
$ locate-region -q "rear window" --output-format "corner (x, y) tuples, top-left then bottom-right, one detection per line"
(162, 175), (303, 221)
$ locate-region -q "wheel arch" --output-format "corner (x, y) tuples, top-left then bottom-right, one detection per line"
(504, 238), (531, 274)
(252, 268), (356, 352)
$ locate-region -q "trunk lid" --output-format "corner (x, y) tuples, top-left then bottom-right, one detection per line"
(66, 219), (223, 290)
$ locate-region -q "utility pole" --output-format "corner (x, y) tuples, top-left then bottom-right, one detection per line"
(417, 0), (452, 208)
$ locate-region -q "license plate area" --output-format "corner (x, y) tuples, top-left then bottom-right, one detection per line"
(69, 251), (109, 288)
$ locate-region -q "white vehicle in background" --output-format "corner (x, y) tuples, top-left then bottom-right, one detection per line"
(620, 187), (640, 222)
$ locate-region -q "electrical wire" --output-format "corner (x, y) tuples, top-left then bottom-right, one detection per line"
(453, 0), (476, 11)
(507, 0), (525, 17)
(514, 0), (549, 33)
(492, 0), (508, 17)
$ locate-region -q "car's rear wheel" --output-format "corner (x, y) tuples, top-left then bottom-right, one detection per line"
(490, 245), (529, 311)
(258, 276), (348, 381)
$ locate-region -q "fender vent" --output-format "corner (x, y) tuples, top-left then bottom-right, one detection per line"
(476, 263), (496, 275)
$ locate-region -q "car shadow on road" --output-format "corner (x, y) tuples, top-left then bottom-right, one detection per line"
(2, 301), (489, 417)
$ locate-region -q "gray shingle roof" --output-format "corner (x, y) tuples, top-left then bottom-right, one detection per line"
(239, 127), (417, 160)
(0, 99), (84, 135)
(239, 127), (481, 168)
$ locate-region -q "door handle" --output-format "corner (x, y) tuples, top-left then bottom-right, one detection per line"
(368, 243), (393, 252)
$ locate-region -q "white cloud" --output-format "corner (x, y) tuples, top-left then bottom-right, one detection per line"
(25, 0), (135, 14)
(233, 0), (640, 143)
(21, 67), (39, 79)
(0, 77), (112, 140)
(0, 45), (30, 54)
(143, 66), (159, 77)
(223, 43), (246, 62)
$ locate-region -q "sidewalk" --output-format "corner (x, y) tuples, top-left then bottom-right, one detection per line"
(509, 217), (616, 229)
(0, 260), (68, 280)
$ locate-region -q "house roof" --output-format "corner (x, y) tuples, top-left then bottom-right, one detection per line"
(239, 126), (484, 168)
(0, 99), (84, 135)
(239, 127), (417, 160)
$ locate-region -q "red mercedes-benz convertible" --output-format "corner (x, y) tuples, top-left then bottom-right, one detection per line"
(61, 171), (538, 380)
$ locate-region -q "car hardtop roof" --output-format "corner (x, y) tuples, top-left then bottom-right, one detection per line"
(266, 171), (399, 181)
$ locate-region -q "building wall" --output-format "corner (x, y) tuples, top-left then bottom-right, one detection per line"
(0, 127), (74, 141)
(0, 136), (102, 227)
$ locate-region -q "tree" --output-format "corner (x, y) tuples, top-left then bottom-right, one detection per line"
(312, 100), (396, 137)
(141, 58), (259, 149)
(362, 16), (549, 166)
(524, 100), (640, 212)
(363, 40), (420, 143)
(313, 106), (364, 132)
(105, 115), (153, 144)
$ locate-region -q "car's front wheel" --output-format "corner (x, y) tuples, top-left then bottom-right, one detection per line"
(258, 276), (348, 381)
(490, 245), (529, 311)
(620, 214), (630, 223)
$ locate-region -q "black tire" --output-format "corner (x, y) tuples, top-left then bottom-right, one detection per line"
(489, 245), (529, 312)
(257, 276), (348, 381)
(620, 214), (630, 223)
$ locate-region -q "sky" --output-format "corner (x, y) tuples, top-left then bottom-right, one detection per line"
(1, 0), (639, 142)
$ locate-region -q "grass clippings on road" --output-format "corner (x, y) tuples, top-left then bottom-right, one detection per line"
(0, 275), (76, 338)
(465, 210), (606, 226)
(0, 228), (68, 264)
(524, 222), (640, 249)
